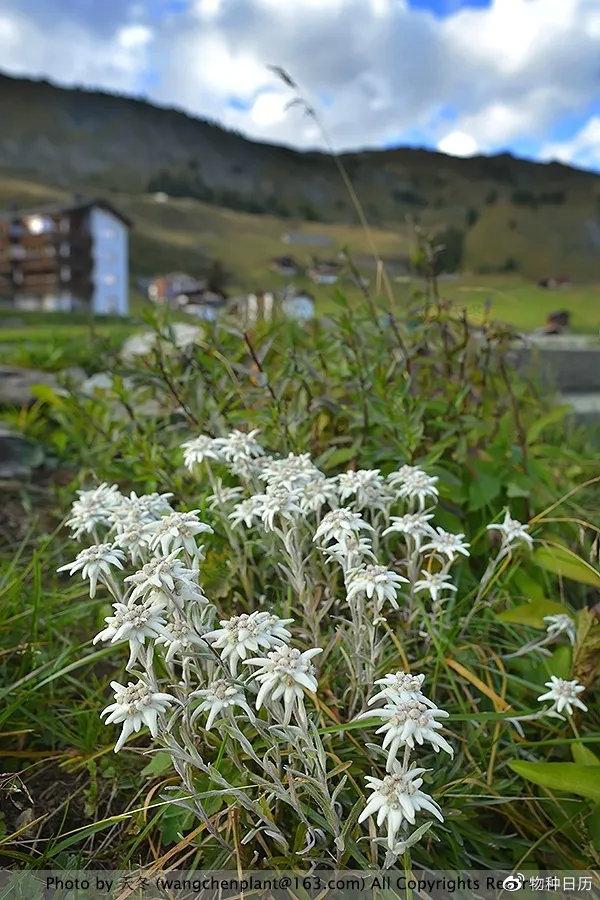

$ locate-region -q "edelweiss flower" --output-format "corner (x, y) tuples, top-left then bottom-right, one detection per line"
(204, 611), (293, 674)
(413, 571), (457, 604)
(322, 533), (376, 567)
(181, 434), (222, 469)
(346, 564), (408, 610)
(109, 491), (174, 528)
(101, 680), (175, 752)
(66, 483), (123, 538)
(421, 527), (470, 561)
(383, 512), (434, 548)
(229, 497), (262, 529)
(124, 550), (195, 603)
(337, 469), (393, 511)
(215, 429), (264, 462)
(93, 597), (171, 667)
(143, 510), (213, 556)
(112, 522), (150, 564)
(367, 671), (434, 707)
(58, 544), (125, 598)
(358, 765), (443, 849)
(487, 511), (533, 550)
(259, 453), (321, 490)
(253, 485), (302, 531)
(537, 676), (587, 715)
(544, 614), (577, 646)
(156, 617), (206, 663)
(297, 476), (339, 515)
(313, 508), (373, 546)
(191, 679), (254, 730)
(388, 467), (439, 509)
(245, 645), (322, 725)
(369, 700), (453, 767)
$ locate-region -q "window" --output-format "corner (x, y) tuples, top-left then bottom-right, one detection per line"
(26, 215), (53, 235)
(60, 266), (71, 282)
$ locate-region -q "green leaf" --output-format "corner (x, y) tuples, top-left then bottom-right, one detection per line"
(533, 543), (600, 588)
(497, 596), (569, 628)
(467, 471), (501, 511)
(509, 761), (600, 802)
(572, 742), (600, 766)
(526, 405), (569, 442)
(511, 568), (545, 601)
(547, 644), (572, 679)
(141, 752), (173, 777)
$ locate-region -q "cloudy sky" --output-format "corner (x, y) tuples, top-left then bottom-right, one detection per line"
(1, 0), (599, 169)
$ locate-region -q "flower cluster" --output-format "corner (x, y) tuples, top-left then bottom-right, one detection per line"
(358, 671), (450, 850)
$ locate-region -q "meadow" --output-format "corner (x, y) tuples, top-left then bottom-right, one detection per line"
(1, 284), (599, 876)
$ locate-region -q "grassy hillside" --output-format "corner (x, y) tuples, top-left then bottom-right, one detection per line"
(2, 73), (600, 279)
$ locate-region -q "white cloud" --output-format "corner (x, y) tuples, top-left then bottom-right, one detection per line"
(540, 116), (600, 169)
(0, 0), (598, 168)
(438, 131), (478, 157)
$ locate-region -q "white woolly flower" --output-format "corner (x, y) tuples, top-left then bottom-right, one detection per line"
(487, 511), (533, 550)
(367, 671), (434, 707)
(181, 434), (222, 469)
(245, 645), (322, 726)
(322, 534), (376, 567)
(253, 485), (303, 531)
(155, 618), (207, 663)
(544, 614), (577, 646)
(537, 676), (587, 716)
(111, 522), (150, 564)
(191, 679), (254, 730)
(297, 475), (339, 515)
(229, 497), (262, 529)
(66, 483), (123, 538)
(259, 453), (322, 490)
(346, 564), (408, 610)
(143, 510), (213, 556)
(109, 491), (174, 528)
(413, 571), (457, 604)
(388, 467), (439, 509)
(337, 469), (393, 511)
(204, 611), (293, 674)
(57, 544), (125, 598)
(369, 699), (453, 767)
(215, 429), (264, 462)
(313, 507), (374, 546)
(383, 512), (434, 548)
(93, 597), (171, 668)
(124, 550), (196, 603)
(421, 527), (470, 561)
(101, 680), (175, 752)
(358, 765), (443, 849)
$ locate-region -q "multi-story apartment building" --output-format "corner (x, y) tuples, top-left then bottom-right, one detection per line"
(0, 198), (130, 315)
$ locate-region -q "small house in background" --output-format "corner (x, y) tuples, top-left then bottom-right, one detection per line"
(148, 272), (205, 306)
(270, 255), (300, 276)
(537, 275), (572, 290)
(0, 198), (130, 315)
(308, 261), (340, 285)
(229, 291), (275, 328)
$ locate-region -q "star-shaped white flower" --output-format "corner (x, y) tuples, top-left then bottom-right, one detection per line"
(337, 469), (393, 511)
(367, 671), (434, 707)
(58, 544), (125, 598)
(181, 434), (222, 470)
(387, 466), (439, 509)
(313, 508), (373, 546)
(93, 597), (171, 667)
(368, 699), (453, 767)
(487, 511), (533, 550)
(66, 483), (123, 538)
(346, 564), (408, 610)
(101, 680), (175, 752)
(204, 611), (293, 674)
(537, 676), (587, 716)
(358, 765), (443, 849)
(191, 679), (254, 730)
(413, 571), (457, 604)
(214, 429), (264, 462)
(143, 510), (213, 556)
(244, 645), (322, 725)
(421, 527), (470, 561)
(383, 512), (435, 548)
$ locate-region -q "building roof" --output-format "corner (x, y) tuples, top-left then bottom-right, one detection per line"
(0, 197), (132, 228)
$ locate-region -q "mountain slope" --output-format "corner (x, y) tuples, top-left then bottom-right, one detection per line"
(1, 72), (600, 278)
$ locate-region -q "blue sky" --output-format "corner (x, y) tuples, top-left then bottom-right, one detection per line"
(0, 0), (599, 170)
